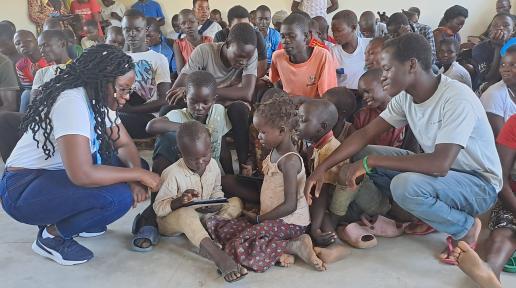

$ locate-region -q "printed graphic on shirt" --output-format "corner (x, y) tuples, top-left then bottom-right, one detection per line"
(133, 59), (156, 101)
(307, 75), (317, 87)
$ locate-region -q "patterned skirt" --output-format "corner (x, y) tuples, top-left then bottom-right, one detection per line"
(489, 201), (516, 232)
(207, 216), (306, 272)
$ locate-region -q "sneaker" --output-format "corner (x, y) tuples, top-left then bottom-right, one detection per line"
(32, 228), (94, 266)
(78, 226), (107, 238)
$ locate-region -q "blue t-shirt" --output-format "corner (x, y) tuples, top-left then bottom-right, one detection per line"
(263, 27), (281, 65)
(150, 35), (176, 74)
(131, 0), (164, 19)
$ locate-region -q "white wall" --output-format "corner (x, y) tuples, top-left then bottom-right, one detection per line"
(1, 0), (512, 42)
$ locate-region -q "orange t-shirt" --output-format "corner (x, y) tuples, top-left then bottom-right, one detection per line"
(177, 36), (213, 64)
(270, 46), (337, 98)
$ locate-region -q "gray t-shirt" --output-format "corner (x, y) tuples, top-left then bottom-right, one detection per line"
(181, 43), (257, 88)
(380, 75), (503, 191)
(0, 53), (19, 91)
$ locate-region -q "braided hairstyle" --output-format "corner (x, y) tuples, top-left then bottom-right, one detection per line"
(254, 93), (298, 132)
(21, 44), (135, 162)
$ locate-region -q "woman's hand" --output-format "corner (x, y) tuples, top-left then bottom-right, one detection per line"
(129, 182), (149, 208)
(242, 210), (259, 224)
(138, 169), (161, 192)
(166, 87), (186, 106)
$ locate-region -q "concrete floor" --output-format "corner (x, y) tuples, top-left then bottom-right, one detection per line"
(1, 159), (515, 288)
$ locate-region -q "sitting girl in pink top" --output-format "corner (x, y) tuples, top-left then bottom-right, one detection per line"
(207, 95), (326, 273)
(173, 9), (213, 73)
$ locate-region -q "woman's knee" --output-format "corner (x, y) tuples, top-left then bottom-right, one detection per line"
(100, 183), (133, 213)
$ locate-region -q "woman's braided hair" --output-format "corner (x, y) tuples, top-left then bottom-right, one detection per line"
(21, 44), (135, 162)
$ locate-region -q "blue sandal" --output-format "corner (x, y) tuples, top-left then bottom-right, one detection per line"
(131, 213), (160, 252)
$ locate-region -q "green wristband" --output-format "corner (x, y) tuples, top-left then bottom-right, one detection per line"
(363, 156), (374, 174)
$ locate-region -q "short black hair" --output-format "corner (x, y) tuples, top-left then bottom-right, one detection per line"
(0, 21), (16, 40)
(40, 29), (67, 43)
(146, 17), (160, 31)
(439, 5), (468, 26)
(177, 121), (211, 153)
(179, 9), (195, 19)
(0, 20), (16, 35)
(192, 0), (208, 7)
(408, 7), (421, 17)
(492, 12), (515, 25)
(359, 68), (383, 84)
(322, 87), (357, 119)
(227, 5), (249, 24)
(387, 12), (409, 27)
(211, 9), (222, 15)
(256, 5), (271, 14)
(124, 8), (146, 19)
(312, 16), (329, 34)
(302, 100), (338, 135)
(332, 10), (358, 28)
(227, 22), (257, 47)
(186, 70), (217, 93)
(84, 19), (99, 30)
(172, 14), (179, 22)
(383, 33), (433, 71)
(291, 10), (311, 20)
(282, 13), (309, 33)
(439, 38), (460, 52)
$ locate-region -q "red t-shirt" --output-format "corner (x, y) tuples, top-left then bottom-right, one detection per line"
(15, 57), (50, 88)
(70, 0), (103, 36)
(496, 114), (516, 190)
(353, 107), (405, 148)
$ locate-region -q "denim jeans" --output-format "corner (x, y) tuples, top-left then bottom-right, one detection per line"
(355, 145), (498, 239)
(19, 89), (31, 113)
(0, 166), (134, 239)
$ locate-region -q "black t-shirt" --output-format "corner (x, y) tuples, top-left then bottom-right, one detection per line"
(213, 28), (267, 61)
(472, 40), (496, 90)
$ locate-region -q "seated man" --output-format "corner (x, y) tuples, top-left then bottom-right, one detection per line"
(306, 34), (501, 266)
(120, 9), (172, 139)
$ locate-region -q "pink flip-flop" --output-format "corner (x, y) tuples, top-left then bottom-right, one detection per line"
(440, 236), (477, 265)
(404, 221), (436, 236)
(337, 223), (378, 249)
(360, 215), (409, 238)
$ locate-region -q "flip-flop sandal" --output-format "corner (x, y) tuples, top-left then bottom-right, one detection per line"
(503, 252), (516, 273)
(404, 221), (436, 236)
(217, 264), (248, 283)
(440, 236), (477, 265)
(337, 222), (378, 249)
(131, 226), (160, 252)
(360, 215), (408, 238)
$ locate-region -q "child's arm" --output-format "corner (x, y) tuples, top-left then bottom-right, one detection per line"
(257, 154), (302, 221)
(145, 116), (181, 135)
(497, 143), (516, 214)
(153, 170), (200, 216)
(210, 167), (226, 200)
(173, 41), (185, 74)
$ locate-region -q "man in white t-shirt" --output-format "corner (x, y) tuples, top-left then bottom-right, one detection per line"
(101, 0), (126, 28)
(120, 9), (171, 139)
(331, 10), (370, 90)
(193, 0), (222, 39)
(291, 0), (338, 18)
(306, 34), (501, 265)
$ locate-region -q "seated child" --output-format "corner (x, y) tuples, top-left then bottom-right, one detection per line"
(208, 95), (326, 273)
(365, 36), (388, 70)
(454, 114), (516, 288)
(437, 38), (472, 88)
(322, 87), (357, 142)
(174, 9), (213, 73)
(481, 45), (516, 137)
(131, 71), (231, 251)
(153, 121), (247, 283)
(146, 17), (176, 74)
(330, 10), (370, 91)
(297, 99), (352, 262)
(105, 26), (125, 49)
(270, 13), (336, 102)
(81, 19), (104, 49)
(355, 69), (405, 148)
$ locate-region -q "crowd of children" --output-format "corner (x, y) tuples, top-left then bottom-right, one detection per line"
(0, 0), (515, 287)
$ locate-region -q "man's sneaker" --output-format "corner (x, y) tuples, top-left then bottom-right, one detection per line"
(78, 226), (107, 238)
(32, 229), (94, 266)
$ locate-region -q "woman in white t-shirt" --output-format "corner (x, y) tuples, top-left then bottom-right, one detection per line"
(481, 46), (516, 137)
(0, 45), (160, 266)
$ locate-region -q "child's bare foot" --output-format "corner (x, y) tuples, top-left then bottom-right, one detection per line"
(276, 254), (295, 267)
(286, 234), (327, 271)
(313, 242), (351, 264)
(453, 241), (501, 288)
(200, 238), (247, 283)
(439, 218), (481, 262)
(311, 229), (337, 247)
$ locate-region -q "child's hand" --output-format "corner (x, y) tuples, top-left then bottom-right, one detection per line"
(195, 205), (223, 214)
(242, 210), (259, 224)
(180, 189), (200, 205)
(166, 87), (187, 106)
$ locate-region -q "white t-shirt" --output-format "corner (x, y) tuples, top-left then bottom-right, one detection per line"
(439, 61), (472, 88)
(32, 64), (66, 90)
(295, 0), (328, 18)
(380, 75), (503, 191)
(198, 21), (222, 39)
(481, 80), (516, 122)
(126, 50), (171, 102)
(6, 87), (119, 170)
(101, 2), (126, 28)
(331, 37), (371, 90)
